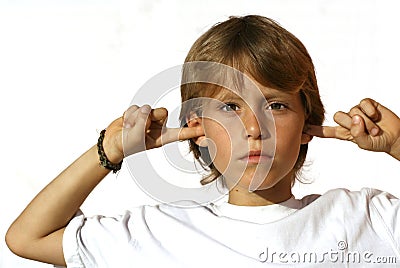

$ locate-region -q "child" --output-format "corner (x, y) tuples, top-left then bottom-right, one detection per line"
(5, 15), (400, 267)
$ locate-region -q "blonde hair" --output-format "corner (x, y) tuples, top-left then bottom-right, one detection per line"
(179, 15), (325, 185)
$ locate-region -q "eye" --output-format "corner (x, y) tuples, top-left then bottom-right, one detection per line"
(221, 103), (240, 112)
(267, 102), (286, 110)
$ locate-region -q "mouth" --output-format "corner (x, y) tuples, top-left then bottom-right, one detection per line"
(240, 150), (273, 164)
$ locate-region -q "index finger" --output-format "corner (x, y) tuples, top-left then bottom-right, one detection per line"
(178, 125), (205, 141)
(161, 125), (205, 145)
(306, 125), (343, 139)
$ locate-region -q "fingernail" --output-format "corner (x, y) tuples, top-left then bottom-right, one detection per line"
(371, 127), (379, 136)
(124, 122), (132, 128)
(141, 105), (151, 114)
(352, 116), (360, 124)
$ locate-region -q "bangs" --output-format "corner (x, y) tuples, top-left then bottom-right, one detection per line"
(181, 15), (319, 121)
(222, 30), (310, 94)
(181, 61), (253, 100)
(183, 16), (312, 95)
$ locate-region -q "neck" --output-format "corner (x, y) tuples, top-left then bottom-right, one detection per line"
(227, 174), (293, 206)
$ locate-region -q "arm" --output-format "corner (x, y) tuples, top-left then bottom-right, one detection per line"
(5, 105), (203, 266)
(307, 98), (400, 160)
(5, 145), (113, 266)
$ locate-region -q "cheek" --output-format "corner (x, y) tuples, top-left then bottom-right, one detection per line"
(274, 118), (303, 158)
(203, 121), (233, 169)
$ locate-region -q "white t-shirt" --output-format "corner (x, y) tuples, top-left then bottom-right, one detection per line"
(62, 188), (400, 267)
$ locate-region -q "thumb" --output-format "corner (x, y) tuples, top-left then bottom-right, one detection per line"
(351, 115), (372, 150)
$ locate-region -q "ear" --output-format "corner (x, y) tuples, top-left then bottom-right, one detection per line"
(301, 132), (313, 144)
(186, 113), (207, 147)
(301, 124), (313, 144)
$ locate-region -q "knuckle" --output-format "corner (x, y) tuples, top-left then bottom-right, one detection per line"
(360, 98), (380, 120)
(333, 111), (344, 123)
(360, 98), (373, 106)
(129, 105), (140, 111)
(124, 105), (139, 116)
(349, 107), (361, 116)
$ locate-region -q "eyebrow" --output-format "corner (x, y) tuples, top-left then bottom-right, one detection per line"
(213, 90), (242, 101)
(213, 86), (296, 103)
(262, 88), (296, 99)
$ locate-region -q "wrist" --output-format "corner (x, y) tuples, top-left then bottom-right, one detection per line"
(98, 129), (124, 172)
(103, 142), (124, 164)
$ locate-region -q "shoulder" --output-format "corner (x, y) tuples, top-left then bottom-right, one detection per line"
(321, 187), (398, 204)
(299, 187), (400, 215)
(292, 188), (400, 234)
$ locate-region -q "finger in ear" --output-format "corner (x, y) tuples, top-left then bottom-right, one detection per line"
(186, 112), (202, 127)
(301, 132), (313, 144)
(186, 116), (206, 146)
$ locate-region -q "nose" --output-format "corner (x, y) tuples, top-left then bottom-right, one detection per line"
(243, 110), (264, 139)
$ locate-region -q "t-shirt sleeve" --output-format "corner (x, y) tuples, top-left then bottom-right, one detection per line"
(61, 209), (141, 267)
(368, 188), (400, 254)
(62, 210), (86, 267)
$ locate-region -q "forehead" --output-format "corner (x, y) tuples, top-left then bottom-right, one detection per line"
(210, 75), (297, 101)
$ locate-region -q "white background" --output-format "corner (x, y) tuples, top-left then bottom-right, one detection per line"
(1, 0), (400, 267)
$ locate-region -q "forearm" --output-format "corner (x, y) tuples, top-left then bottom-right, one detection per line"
(5, 107), (183, 265)
(6, 144), (112, 262)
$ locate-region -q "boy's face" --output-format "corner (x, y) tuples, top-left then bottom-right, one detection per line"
(191, 75), (311, 191)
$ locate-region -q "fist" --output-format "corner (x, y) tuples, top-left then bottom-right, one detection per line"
(307, 98), (400, 160)
(102, 105), (205, 163)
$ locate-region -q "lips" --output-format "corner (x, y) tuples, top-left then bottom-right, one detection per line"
(241, 150), (273, 164)
(248, 150), (263, 156)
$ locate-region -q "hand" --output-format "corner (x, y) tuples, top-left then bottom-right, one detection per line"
(306, 98), (400, 160)
(103, 105), (204, 163)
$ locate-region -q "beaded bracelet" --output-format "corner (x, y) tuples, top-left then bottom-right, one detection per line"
(97, 129), (123, 173)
